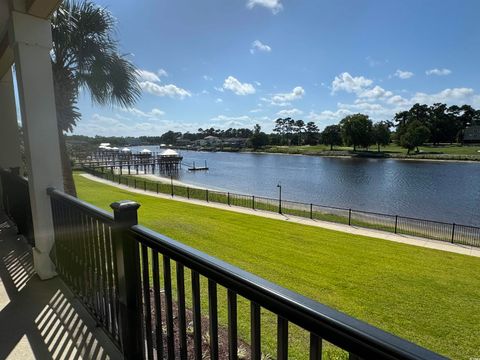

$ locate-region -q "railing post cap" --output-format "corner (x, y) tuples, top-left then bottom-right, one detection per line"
(110, 200), (141, 212)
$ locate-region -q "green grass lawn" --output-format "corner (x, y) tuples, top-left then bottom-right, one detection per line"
(75, 174), (480, 359)
(265, 143), (480, 158)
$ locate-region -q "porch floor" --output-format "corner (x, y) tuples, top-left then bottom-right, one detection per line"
(0, 212), (122, 360)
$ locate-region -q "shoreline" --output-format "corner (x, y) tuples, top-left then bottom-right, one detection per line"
(226, 149), (480, 164)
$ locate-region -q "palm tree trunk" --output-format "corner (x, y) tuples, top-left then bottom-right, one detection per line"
(58, 131), (77, 197)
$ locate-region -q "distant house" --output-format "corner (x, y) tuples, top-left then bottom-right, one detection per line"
(463, 126), (480, 143)
(222, 138), (249, 148)
(175, 137), (193, 147)
(198, 136), (222, 147)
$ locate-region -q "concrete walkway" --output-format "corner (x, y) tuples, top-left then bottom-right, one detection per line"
(0, 212), (122, 359)
(82, 173), (480, 258)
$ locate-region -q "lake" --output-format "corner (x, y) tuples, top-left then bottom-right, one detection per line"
(132, 146), (480, 226)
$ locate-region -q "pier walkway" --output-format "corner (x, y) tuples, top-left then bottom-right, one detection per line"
(81, 173), (480, 258)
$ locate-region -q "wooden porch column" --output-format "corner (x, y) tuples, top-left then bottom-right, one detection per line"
(10, 11), (64, 279)
(0, 69), (22, 170)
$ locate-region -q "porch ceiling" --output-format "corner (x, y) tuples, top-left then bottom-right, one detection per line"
(0, 0), (61, 79)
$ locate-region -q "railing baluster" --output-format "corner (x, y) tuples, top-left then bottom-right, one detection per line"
(277, 316), (288, 360)
(250, 302), (261, 360)
(150, 250), (163, 359)
(141, 244), (153, 359)
(192, 270), (202, 359)
(104, 225), (116, 335)
(99, 223), (110, 330)
(228, 289), (238, 360)
(163, 256), (175, 359)
(176, 263), (188, 360)
(309, 333), (322, 360)
(208, 279), (219, 360)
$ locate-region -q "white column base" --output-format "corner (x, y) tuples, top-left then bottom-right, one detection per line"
(32, 247), (57, 280)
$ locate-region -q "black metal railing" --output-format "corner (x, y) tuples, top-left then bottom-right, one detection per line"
(47, 187), (444, 359)
(83, 166), (480, 248)
(0, 167), (35, 245)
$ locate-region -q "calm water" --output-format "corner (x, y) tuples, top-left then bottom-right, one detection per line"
(133, 146), (480, 226)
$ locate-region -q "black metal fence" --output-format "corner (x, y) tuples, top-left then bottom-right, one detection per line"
(47, 187), (444, 359)
(0, 167), (35, 245)
(83, 167), (480, 248)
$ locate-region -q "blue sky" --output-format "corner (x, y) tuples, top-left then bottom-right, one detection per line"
(74, 0), (480, 137)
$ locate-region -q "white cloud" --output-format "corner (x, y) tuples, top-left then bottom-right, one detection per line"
(139, 81), (191, 99)
(386, 95), (409, 105)
(307, 109), (353, 123)
(210, 114), (272, 129)
(276, 108), (303, 117)
(223, 76), (256, 95)
(136, 69), (161, 83)
(394, 69), (414, 79)
(157, 69), (168, 77)
(215, 98), (223, 103)
(426, 68), (452, 76)
(121, 107), (165, 119)
(331, 72), (373, 95)
(358, 85), (393, 99)
(365, 56), (388, 68)
(246, 0), (283, 14)
(211, 115), (251, 122)
(263, 86), (305, 106)
(136, 69), (168, 83)
(337, 102), (385, 111)
(250, 40), (272, 54)
(412, 88), (474, 104)
(203, 75), (213, 81)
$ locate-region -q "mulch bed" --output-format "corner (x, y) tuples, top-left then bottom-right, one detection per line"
(148, 289), (252, 359)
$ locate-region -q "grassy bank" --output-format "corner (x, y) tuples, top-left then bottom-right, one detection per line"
(75, 174), (480, 359)
(261, 143), (480, 161)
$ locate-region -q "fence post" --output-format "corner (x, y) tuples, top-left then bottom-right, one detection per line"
(310, 203), (313, 219)
(394, 215), (398, 234)
(156, 183), (159, 194)
(206, 189), (209, 202)
(118, 174), (121, 185)
(110, 200), (142, 359)
(348, 209), (352, 226)
(187, 187), (190, 199)
(227, 192), (230, 206)
(252, 196), (255, 210)
(451, 223), (455, 243)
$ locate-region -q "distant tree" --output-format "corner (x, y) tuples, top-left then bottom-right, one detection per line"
(293, 120), (306, 145)
(250, 124), (269, 150)
(285, 118), (295, 145)
(160, 131), (181, 145)
(305, 121), (320, 145)
(273, 118), (287, 145)
(339, 114), (373, 151)
(400, 120), (431, 154)
(372, 121), (391, 152)
(321, 125), (343, 150)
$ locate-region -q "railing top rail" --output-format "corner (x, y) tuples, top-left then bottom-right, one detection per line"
(130, 224), (445, 360)
(47, 188), (114, 224)
(0, 167), (28, 184)
(350, 208), (397, 218)
(395, 214), (457, 226)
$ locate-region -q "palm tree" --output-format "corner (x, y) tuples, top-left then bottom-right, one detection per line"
(51, 0), (141, 196)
